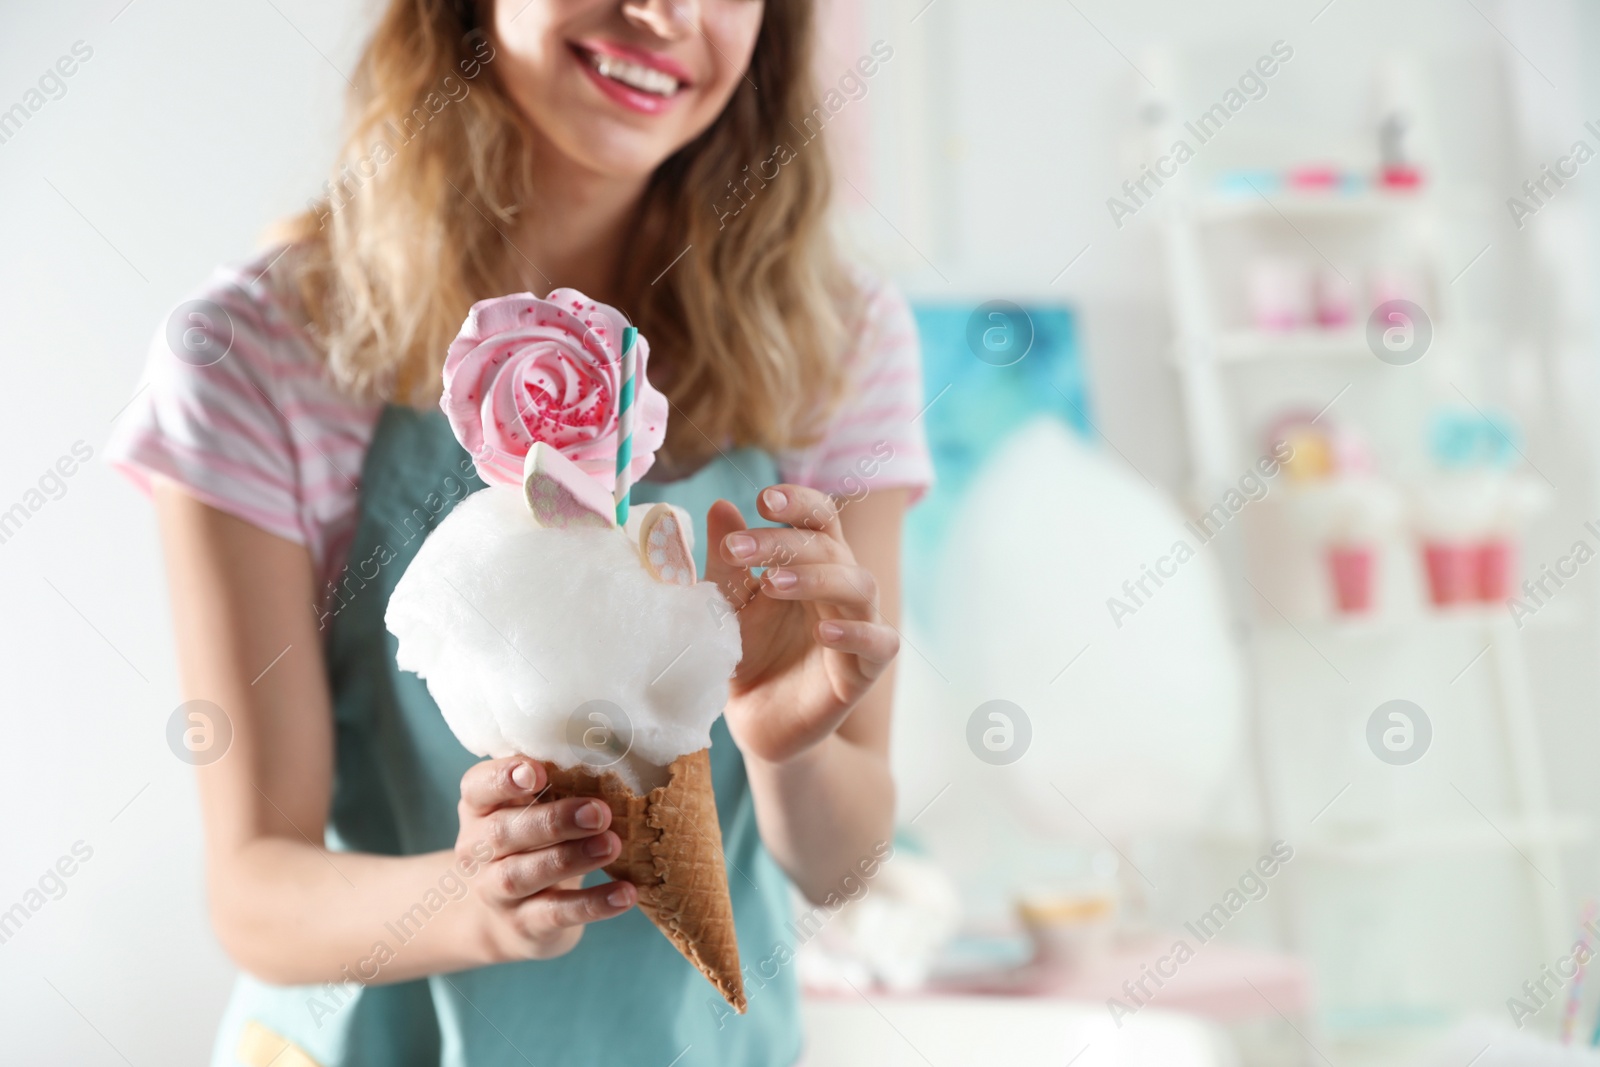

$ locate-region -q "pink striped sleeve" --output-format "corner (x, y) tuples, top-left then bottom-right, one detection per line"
(109, 319), (305, 546)
(780, 276), (935, 504)
(106, 251), (383, 589)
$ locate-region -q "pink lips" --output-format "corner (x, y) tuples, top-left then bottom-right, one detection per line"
(571, 40), (690, 116)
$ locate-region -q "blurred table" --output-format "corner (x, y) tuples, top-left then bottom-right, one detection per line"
(802, 995), (1235, 1067)
(808, 933), (1313, 1022)
(802, 933), (1313, 1064)
(949, 933), (1313, 1023)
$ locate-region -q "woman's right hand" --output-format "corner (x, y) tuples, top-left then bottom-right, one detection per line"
(456, 756), (636, 962)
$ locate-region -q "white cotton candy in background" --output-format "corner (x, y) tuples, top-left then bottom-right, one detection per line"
(386, 486), (742, 793)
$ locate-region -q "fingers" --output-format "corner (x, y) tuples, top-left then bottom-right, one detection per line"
(460, 757), (546, 817)
(720, 485), (851, 571)
(483, 831), (621, 903)
(757, 484), (841, 536)
(712, 486), (857, 602)
(721, 526), (849, 570)
(516, 880), (637, 934)
(817, 618), (901, 678)
(479, 796), (611, 860)
(761, 564), (878, 616)
(704, 499), (756, 612)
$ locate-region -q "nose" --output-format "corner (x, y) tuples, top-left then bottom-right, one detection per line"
(620, 0), (697, 42)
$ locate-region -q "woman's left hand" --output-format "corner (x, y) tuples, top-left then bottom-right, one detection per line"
(704, 485), (900, 765)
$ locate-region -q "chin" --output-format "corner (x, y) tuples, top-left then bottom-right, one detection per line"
(555, 121), (681, 181)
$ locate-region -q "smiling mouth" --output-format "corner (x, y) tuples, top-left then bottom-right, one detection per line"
(576, 46), (683, 98)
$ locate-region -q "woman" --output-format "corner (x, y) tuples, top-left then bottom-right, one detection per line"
(109, 0), (930, 1063)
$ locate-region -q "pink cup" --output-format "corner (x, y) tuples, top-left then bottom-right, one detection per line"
(1314, 269), (1356, 329)
(1328, 544), (1375, 613)
(1422, 542), (1476, 606)
(1246, 259), (1311, 332)
(1476, 540), (1516, 601)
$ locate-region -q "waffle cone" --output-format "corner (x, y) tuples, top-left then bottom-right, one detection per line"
(542, 748), (746, 1012)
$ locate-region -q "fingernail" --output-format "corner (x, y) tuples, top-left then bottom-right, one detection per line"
(608, 884), (632, 907)
(585, 834), (614, 858)
(726, 533), (757, 558)
(575, 802), (606, 830)
(819, 621), (845, 641)
(767, 568), (797, 590)
(511, 763), (535, 790)
(763, 488), (788, 512)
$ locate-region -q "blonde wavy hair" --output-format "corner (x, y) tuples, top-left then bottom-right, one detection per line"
(274, 0), (850, 464)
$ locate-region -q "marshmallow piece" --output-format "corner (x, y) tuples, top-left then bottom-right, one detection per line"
(627, 503), (697, 586)
(523, 442), (615, 530)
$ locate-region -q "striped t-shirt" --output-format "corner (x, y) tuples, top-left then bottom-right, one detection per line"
(108, 247), (934, 595)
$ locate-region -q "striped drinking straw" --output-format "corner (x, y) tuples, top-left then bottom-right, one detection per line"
(613, 325), (639, 525)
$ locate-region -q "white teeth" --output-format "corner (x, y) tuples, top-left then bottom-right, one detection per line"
(589, 52), (680, 97)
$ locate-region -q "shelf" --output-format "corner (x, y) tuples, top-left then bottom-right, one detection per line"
(1192, 189), (1438, 223)
(1186, 321), (1481, 365)
(1211, 328), (1373, 362)
(1253, 602), (1583, 637)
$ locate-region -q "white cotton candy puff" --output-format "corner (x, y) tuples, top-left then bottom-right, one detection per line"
(386, 486), (742, 792)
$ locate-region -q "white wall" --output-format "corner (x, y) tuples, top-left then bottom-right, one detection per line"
(0, 3), (361, 1062)
(2, 0), (1597, 1062)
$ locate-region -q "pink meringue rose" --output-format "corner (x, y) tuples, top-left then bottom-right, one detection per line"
(441, 289), (668, 491)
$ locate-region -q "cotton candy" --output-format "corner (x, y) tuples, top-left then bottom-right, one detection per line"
(386, 486), (741, 793)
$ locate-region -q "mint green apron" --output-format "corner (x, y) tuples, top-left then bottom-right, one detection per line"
(210, 406), (802, 1067)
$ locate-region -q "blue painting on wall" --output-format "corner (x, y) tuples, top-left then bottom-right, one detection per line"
(902, 302), (1093, 625)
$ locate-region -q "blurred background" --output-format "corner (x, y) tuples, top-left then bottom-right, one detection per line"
(6, 0), (1600, 1064)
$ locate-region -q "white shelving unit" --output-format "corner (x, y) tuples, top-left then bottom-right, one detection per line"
(1142, 49), (1588, 1044)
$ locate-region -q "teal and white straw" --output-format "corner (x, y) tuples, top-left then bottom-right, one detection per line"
(613, 325), (638, 525)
